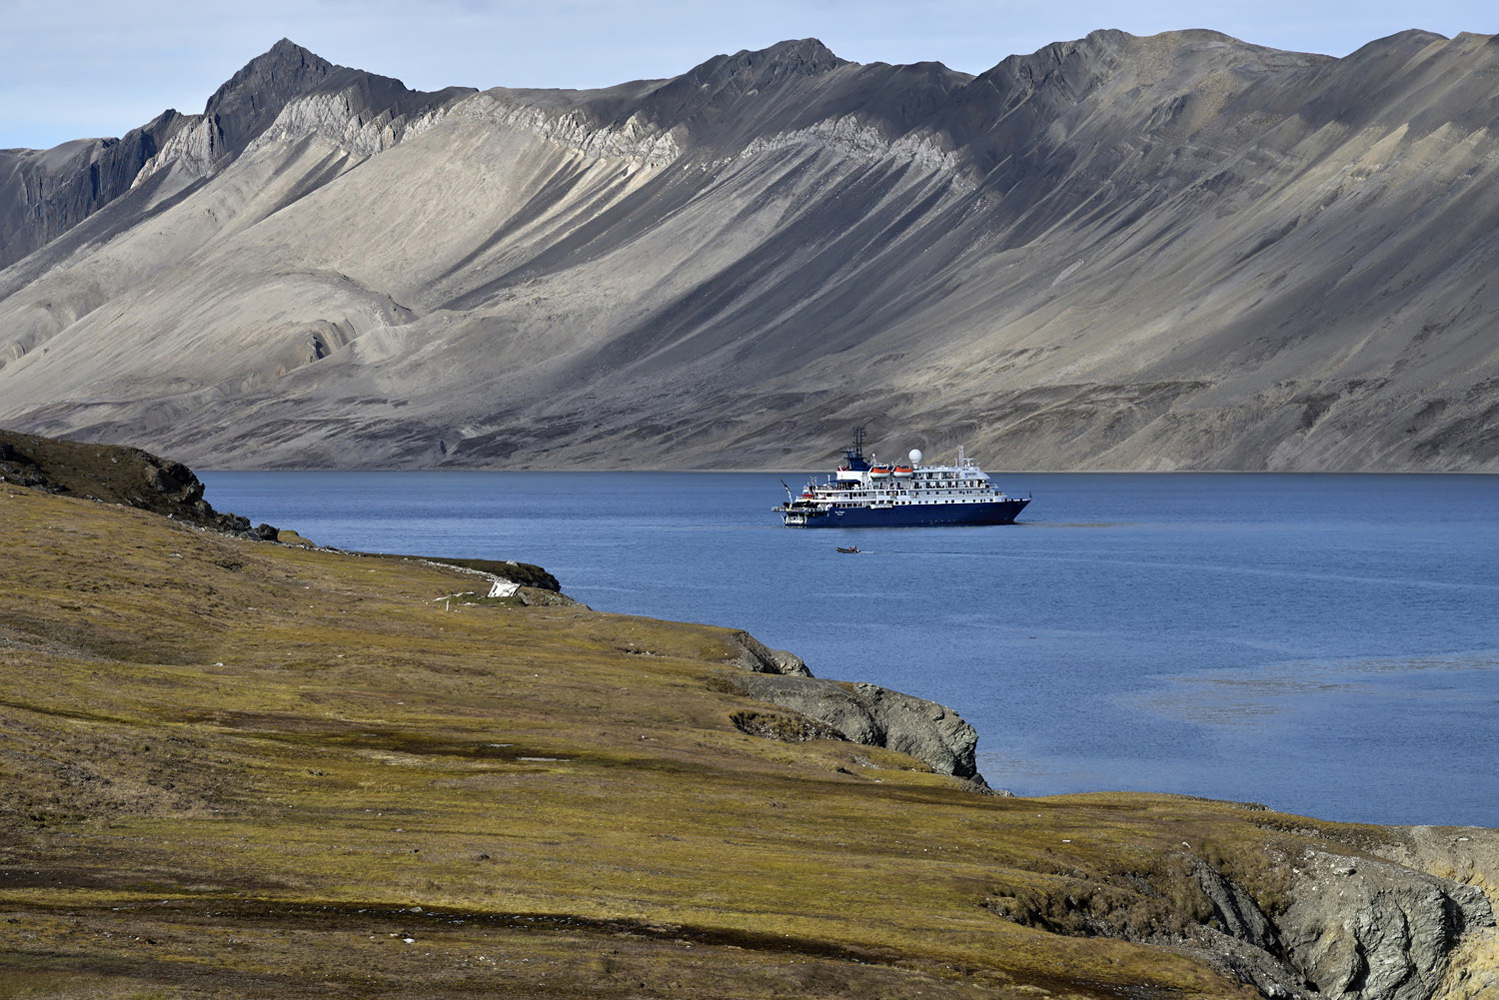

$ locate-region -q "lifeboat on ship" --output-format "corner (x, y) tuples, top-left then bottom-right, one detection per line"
(892, 465), (914, 477)
(868, 465), (892, 479)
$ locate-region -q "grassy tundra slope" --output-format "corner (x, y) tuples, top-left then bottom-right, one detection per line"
(1, 482), (1496, 997)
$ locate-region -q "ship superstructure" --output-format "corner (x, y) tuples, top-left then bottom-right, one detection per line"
(776, 428), (1030, 528)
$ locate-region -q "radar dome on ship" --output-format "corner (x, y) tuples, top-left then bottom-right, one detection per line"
(909, 449), (923, 465)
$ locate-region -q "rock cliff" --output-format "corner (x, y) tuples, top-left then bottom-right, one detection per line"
(0, 110), (193, 270)
(0, 428), (273, 537)
(990, 826), (1497, 1000)
(717, 628), (983, 782)
(731, 671), (985, 783)
(1278, 849), (1491, 1000)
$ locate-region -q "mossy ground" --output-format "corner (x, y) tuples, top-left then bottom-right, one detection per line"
(0, 487), (1400, 998)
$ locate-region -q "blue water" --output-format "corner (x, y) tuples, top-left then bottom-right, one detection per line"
(200, 471), (1499, 828)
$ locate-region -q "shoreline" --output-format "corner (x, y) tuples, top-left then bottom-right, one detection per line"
(2, 481), (1495, 998)
(189, 463), (1499, 830)
(5, 432), (1498, 997)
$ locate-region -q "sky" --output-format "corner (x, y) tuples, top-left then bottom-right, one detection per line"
(2, 0), (1494, 150)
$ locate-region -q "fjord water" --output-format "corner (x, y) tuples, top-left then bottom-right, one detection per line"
(202, 471), (1499, 827)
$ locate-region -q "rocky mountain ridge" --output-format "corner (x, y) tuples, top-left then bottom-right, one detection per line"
(2, 31), (1498, 470)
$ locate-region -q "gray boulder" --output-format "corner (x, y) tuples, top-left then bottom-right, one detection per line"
(723, 630), (811, 676)
(1278, 849), (1494, 1000)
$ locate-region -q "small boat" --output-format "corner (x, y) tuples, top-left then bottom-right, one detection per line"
(836, 545), (860, 553)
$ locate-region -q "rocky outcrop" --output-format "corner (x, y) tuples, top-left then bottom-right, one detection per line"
(1173, 855), (1311, 998)
(734, 673), (983, 782)
(441, 95), (684, 169)
(988, 836), (1496, 1000)
(0, 429), (274, 538)
(717, 628), (981, 780)
(199, 38), (341, 157)
(717, 634), (982, 782)
(239, 73), (475, 161)
(722, 630), (812, 677)
(128, 114), (225, 188)
(735, 114), (972, 189)
(1373, 827), (1499, 1000)
(1278, 850), (1494, 1000)
(131, 49), (476, 191)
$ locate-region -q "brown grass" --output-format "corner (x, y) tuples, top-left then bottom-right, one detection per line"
(0, 487), (1397, 998)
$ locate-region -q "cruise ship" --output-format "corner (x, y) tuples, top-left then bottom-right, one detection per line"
(776, 428), (1030, 528)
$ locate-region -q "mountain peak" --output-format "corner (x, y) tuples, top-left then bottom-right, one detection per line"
(683, 37), (850, 84)
(617, 36), (853, 146)
(1348, 28), (1449, 56)
(756, 37), (845, 67)
(202, 39), (338, 154)
(206, 38), (333, 110)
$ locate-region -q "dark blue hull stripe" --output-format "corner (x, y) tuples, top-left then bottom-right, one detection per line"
(785, 499), (1029, 527)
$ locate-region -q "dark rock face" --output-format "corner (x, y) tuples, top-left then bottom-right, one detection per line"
(719, 629), (981, 779)
(0, 110), (192, 270)
(723, 630), (812, 677)
(0, 429), (269, 537)
(717, 629), (981, 780)
(625, 38), (856, 149)
(201, 38), (338, 158)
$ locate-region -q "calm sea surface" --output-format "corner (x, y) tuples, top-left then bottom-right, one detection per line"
(200, 471), (1499, 828)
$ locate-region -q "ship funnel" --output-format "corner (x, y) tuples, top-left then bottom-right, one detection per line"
(909, 448), (923, 465)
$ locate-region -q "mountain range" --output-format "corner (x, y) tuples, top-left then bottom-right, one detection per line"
(2, 30), (1497, 470)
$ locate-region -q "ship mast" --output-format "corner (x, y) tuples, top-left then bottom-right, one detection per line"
(843, 425), (870, 471)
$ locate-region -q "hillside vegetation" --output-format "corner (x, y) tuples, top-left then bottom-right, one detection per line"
(2, 461), (1496, 997)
